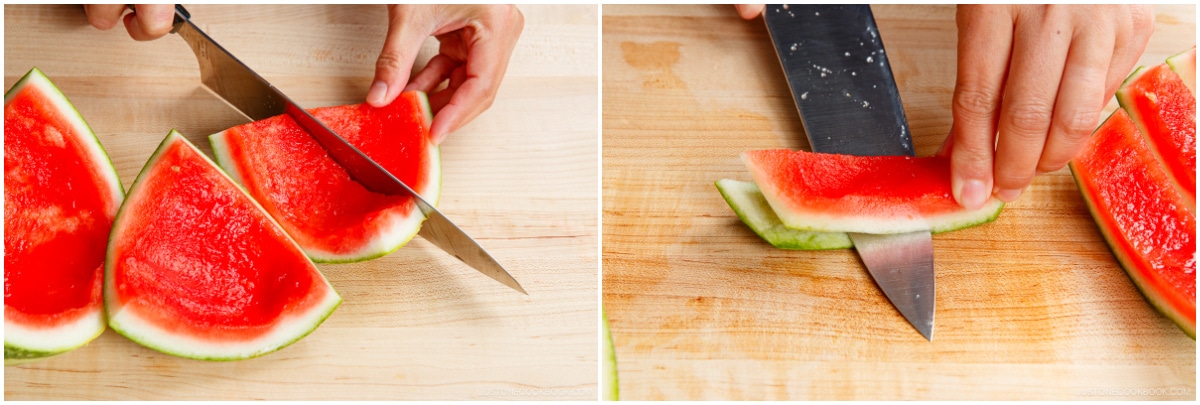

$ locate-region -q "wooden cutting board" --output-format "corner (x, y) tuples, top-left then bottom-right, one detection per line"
(603, 4), (1195, 400)
(4, 4), (598, 400)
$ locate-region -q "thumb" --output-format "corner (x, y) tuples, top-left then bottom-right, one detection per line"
(369, 5), (433, 107)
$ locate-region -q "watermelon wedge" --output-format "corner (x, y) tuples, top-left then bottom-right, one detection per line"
(1069, 109), (1196, 338)
(106, 131), (341, 360)
(1117, 63), (1197, 207)
(715, 179), (853, 250)
(741, 149), (1004, 234)
(1166, 46), (1196, 96)
(210, 91), (440, 263)
(4, 67), (123, 364)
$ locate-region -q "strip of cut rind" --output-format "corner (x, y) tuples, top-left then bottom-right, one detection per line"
(715, 179), (852, 250)
(106, 131), (341, 360)
(1069, 109), (1196, 338)
(741, 149), (1004, 235)
(4, 67), (123, 363)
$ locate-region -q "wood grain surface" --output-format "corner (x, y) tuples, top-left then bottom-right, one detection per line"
(602, 4), (1195, 400)
(5, 4), (598, 400)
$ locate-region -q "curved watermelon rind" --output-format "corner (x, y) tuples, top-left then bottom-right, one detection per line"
(106, 130), (342, 361)
(715, 179), (853, 250)
(4, 67), (123, 363)
(207, 92), (441, 263)
(1068, 162), (1196, 339)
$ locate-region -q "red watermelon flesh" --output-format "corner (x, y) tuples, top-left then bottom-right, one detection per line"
(106, 131), (340, 360)
(5, 68), (123, 361)
(210, 91), (439, 262)
(1069, 109), (1196, 338)
(742, 149), (1004, 234)
(1117, 63), (1197, 207)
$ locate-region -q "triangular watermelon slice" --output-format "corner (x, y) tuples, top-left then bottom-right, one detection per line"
(1069, 109), (1196, 338)
(4, 67), (124, 364)
(741, 149), (1004, 235)
(1117, 62), (1196, 207)
(209, 91), (440, 263)
(106, 131), (341, 360)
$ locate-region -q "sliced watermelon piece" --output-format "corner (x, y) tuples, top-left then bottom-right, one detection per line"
(1069, 109), (1196, 338)
(715, 179), (852, 250)
(1117, 63), (1197, 206)
(4, 67), (124, 363)
(741, 149), (1004, 234)
(210, 91), (440, 263)
(106, 131), (341, 360)
(1166, 46), (1196, 96)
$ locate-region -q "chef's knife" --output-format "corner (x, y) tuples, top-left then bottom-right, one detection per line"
(165, 5), (526, 295)
(763, 4), (934, 340)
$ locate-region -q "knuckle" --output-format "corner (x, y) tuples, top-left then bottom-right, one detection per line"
(1002, 100), (1055, 137)
(994, 168), (1035, 190)
(375, 52), (406, 73)
(1055, 110), (1099, 143)
(952, 87), (1001, 123)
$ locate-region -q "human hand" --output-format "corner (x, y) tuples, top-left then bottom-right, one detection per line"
(734, 5), (765, 20)
(369, 5), (524, 144)
(940, 5), (1153, 209)
(84, 4), (175, 41)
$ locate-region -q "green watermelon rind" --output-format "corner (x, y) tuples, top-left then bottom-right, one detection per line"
(207, 92), (442, 263)
(1069, 161), (1196, 339)
(716, 179), (1004, 247)
(4, 67), (123, 363)
(105, 130), (342, 361)
(602, 308), (618, 401)
(715, 179), (852, 250)
(1166, 47), (1196, 96)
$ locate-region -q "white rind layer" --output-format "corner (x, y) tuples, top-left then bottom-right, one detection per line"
(5, 310), (105, 355)
(107, 288), (341, 361)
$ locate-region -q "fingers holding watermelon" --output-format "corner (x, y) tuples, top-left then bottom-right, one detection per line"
(946, 5), (1154, 208)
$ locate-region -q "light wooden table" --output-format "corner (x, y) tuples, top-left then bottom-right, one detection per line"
(5, 4), (598, 400)
(603, 4), (1195, 400)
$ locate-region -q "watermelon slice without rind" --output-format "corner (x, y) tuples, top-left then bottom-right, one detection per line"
(106, 131), (341, 360)
(210, 91), (440, 263)
(1117, 63), (1196, 207)
(1069, 109), (1196, 338)
(741, 149), (1004, 235)
(4, 67), (124, 364)
(715, 179), (853, 250)
(1166, 46), (1196, 96)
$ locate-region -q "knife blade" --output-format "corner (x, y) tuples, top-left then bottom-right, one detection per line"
(763, 4), (934, 340)
(167, 5), (526, 295)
